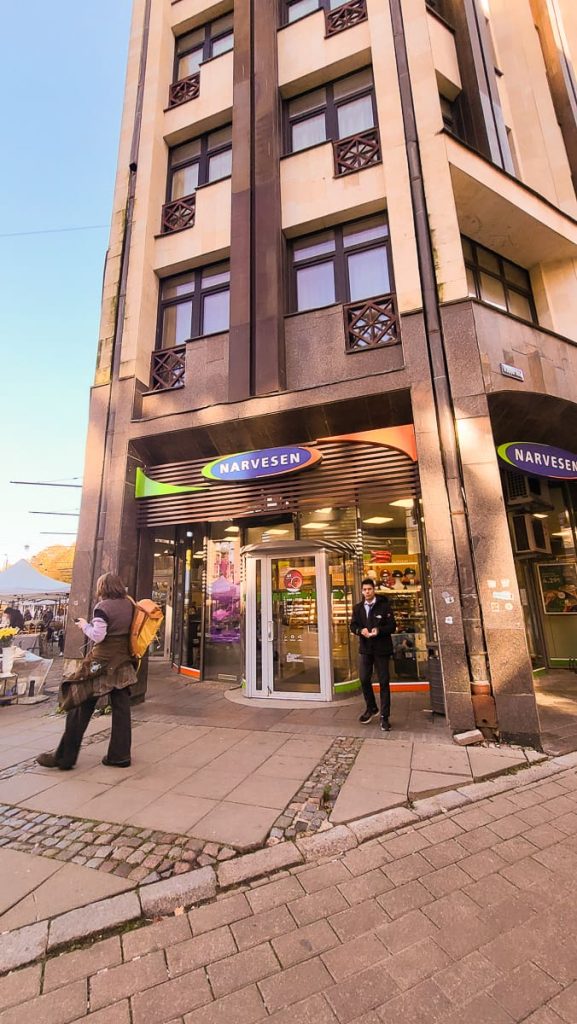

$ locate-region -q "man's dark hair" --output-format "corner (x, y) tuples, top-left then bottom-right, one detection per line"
(361, 578), (376, 588)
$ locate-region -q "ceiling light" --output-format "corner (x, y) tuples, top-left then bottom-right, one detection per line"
(225, 526), (239, 533)
(363, 516), (393, 525)
(390, 499), (414, 509)
(265, 529), (289, 536)
(314, 507), (332, 514)
(532, 514), (548, 519)
(193, 551), (205, 558)
(302, 522), (325, 530)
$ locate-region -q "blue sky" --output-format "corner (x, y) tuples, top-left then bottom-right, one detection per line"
(0, 1), (132, 566)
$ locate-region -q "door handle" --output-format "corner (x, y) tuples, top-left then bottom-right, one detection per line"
(267, 621), (274, 642)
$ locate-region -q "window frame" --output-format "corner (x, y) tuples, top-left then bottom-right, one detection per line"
(289, 216), (394, 314)
(282, 0), (355, 27)
(463, 236), (537, 324)
(156, 263), (231, 349)
(285, 69), (378, 155)
(173, 16), (234, 84)
(166, 127), (233, 204)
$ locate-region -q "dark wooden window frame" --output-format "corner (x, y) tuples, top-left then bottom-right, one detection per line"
(281, 0), (367, 33)
(156, 263), (231, 351)
(166, 129), (232, 204)
(284, 70), (378, 157)
(288, 217), (394, 313)
(463, 236), (538, 324)
(172, 19), (234, 86)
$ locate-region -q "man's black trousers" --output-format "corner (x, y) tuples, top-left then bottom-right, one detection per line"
(359, 652), (391, 719)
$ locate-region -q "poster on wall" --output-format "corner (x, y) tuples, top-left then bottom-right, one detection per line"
(537, 562), (577, 614)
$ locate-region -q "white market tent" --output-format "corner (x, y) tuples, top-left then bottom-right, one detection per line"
(0, 559), (71, 600)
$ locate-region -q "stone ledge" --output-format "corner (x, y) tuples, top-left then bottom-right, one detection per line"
(296, 824), (357, 861)
(348, 806), (419, 844)
(0, 921), (48, 974)
(218, 842), (303, 888)
(48, 892), (142, 952)
(140, 866), (216, 917)
(412, 789), (470, 818)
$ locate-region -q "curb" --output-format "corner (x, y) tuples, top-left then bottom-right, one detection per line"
(2, 750), (575, 975)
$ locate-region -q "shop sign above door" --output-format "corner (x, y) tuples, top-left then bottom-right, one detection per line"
(202, 445), (322, 483)
(498, 442), (577, 479)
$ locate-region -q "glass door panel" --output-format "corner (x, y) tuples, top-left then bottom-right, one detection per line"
(270, 556), (321, 694)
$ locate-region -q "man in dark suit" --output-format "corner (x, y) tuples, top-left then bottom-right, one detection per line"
(350, 578), (396, 730)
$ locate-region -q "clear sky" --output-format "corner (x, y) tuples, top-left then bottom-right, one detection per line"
(0, 1), (132, 568)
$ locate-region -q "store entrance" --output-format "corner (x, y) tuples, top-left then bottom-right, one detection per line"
(244, 543), (333, 700)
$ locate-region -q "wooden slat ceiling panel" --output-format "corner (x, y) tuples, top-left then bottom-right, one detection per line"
(137, 441), (419, 528)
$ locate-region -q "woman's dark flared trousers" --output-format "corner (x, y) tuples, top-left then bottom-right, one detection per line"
(54, 688), (132, 768)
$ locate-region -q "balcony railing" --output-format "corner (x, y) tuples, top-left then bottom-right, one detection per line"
(161, 193), (196, 234)
(325, 0), (367, 36)
(168, 72), (200, 108)
(344, 294), (400, 352)
(333, 127), (381, 176)
(150, 346), (186, 392)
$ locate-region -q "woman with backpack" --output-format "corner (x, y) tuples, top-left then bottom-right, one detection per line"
(36, 573), (137, 771)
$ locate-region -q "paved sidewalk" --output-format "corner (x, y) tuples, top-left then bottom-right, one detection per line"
(3, 762), (577, 1022)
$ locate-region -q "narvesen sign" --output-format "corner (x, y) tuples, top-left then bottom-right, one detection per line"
(202, 445), (322, 483)
(498, 442), (577, 480)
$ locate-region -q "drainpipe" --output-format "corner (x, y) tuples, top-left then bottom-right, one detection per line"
(90, 0), (152, 600)
(388, 0), (496, 728)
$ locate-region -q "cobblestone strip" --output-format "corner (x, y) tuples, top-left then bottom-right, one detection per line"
(268, 736), (363, 844)
(0, 805), (235, 883)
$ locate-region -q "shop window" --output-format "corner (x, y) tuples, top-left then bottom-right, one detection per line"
(169, 14), (234, 107)
(162, 127), (232, 235)
(463, 236), (537, 324)
(156, 263), (230, 349)
(282, 0), (368, 35)
(285, 69), (381, 176)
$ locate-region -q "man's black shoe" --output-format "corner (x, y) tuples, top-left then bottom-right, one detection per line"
(381, 718), (391, 732)
(102, 756), (131, 767)
(36, 752), (72, 770)
(359, 709), (379, 724)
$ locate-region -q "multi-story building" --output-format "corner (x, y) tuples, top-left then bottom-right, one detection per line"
(69, 0), (577, 747)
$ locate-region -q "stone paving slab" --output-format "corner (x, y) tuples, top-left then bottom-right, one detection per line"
(4, 761), (577, 1022)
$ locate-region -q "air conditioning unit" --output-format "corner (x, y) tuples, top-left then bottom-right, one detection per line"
(510, 513), (551, 556)
(503, 469), (550, 507)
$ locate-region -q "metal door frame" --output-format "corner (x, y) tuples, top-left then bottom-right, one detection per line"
(244, 543), (333, 701)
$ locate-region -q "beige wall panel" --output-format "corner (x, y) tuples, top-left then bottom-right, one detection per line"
(367, 0), (423, 313)
(488, 0), (577, 214)
(277, 12), (371, 95)
(399, 0), (468, 304)
(153, 177), (232, 275)
(558, 0), (577, 67)
(96, 0), (148, 382)
(426, 11), (461, 99)
(163, 51), (234, 144)
(170, 0), (232, 34)
(448, 139), (577, 264)
(280, 143), (386, 222)
(471, 298), (577, 401)
(532, 259), (577, 342)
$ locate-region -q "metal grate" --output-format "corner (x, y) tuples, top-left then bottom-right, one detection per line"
(168, 73), (201, 108)
(161, 194), (196, 234)
(344, 294), (400, 351)
(333, 128), (381, 177)
(325, 0), (368, 36)
(150, 346), (186, 392)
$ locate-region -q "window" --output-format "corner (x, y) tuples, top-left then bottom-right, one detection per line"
(463, 237), (537, 323)
(290, 216), (392, 312)
(174, 14), (233, 82)
(157, 264), (230, 348)
(287, 69), (376, 154)
(167, 127), (232, 202)
(439, 95), (464, 139)
(283, 0), (363, 27)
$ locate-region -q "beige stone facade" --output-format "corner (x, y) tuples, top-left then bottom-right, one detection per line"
(69, 0), (577, 746)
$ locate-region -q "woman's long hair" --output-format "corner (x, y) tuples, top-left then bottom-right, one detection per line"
(96, 573), (126, 601)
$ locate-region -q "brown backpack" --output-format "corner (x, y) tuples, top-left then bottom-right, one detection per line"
(128, 597), (164, 659)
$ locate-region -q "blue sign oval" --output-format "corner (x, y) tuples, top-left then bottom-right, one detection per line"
(498, 442), (577, 479)
(202, 446), (322, 483)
